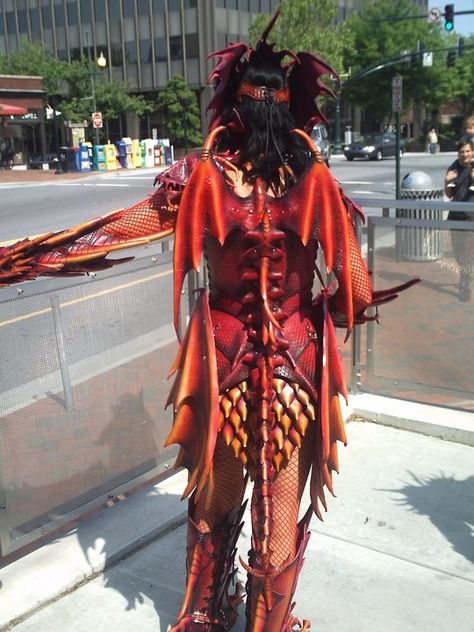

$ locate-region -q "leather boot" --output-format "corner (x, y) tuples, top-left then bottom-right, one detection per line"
(243, 507), (312, 632)
(169, 500), (247, 631)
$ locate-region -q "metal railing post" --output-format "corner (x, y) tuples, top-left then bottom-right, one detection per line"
(50, 295), (74, 412)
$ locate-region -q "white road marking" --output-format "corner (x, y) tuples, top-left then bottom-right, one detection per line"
(352, 190), (376, 195)
(340, 180), (372, 184)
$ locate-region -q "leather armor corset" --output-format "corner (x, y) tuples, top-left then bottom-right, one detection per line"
(205, 228), (320, 393)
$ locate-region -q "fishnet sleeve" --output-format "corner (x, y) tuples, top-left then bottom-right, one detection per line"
(332, 221), (372, 317)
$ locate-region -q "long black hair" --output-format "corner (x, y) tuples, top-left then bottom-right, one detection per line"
(215, 55), (312, 191)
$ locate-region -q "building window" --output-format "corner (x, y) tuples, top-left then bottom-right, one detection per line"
(108, 0), (121, 20)
(125, 41), (137, 63)
(54, 4), (65, 28)
(239, 0), (250, 10)
(81, 0), (93, 23)
(17, 9), (28, 32)
(168, 0), (180, 10)
(154, 36), (167, 62)
(57, 49), (68, 60)
(228, 0), (238, 9)
(261, 0), (270, 12)
(185, 33), (199, 58)
(216, 0), (226, 7)
(153, 0), (166, 11)
(184, 0), (197, 7)
(95, 0), (106, 21)
(67, 1), (78, 26)
(169, 35), (183, 60)
(138, 0), (150, 15)
(250, 0), (259, 12)
(123, 0), (135, 18)
(5, 11), (15, 34)
(140, 39), (152, 63)
(70, 47), (81, 61)
(111, 44), (124, 66)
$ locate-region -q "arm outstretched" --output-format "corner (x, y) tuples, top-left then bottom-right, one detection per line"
(0, 155), (198, 287)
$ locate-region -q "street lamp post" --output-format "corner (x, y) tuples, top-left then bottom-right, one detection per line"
(85, 32), (107, 146)
(333, 79), (342, 154)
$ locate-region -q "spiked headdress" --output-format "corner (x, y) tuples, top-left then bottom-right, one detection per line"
(206, 10), (337, 132)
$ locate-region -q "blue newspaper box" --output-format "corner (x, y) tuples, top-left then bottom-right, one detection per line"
(164, 146), (173, 165)
(115, 140), (127, 168)
(78, 143), (91, 172)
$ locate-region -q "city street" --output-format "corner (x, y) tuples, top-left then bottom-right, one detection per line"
(0, 152), (456, 243)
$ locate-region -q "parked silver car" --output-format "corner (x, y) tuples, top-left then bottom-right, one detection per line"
(310, 123), (331, 166)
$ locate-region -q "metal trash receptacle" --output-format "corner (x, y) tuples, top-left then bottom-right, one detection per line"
(396, 171), (443, 261)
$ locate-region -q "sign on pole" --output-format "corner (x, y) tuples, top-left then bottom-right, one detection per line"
(392, 76), (402, 112)
(92, 112), (103, 128)
(423, 52), (433, 67)
(427, 7), (442, 23)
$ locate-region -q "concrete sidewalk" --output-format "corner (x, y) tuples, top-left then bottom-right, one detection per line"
(1, 419), (473, 632)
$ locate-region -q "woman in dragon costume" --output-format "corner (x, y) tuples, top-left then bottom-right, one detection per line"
(0, 12), (416, 632)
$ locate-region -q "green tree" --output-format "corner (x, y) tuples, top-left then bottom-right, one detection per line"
(341, 0), (466, 127)
(156, 75), (202, 149)
(248, 0), (344, 72)
(58, 58), (152, 123)
(0, 40), (64, 94)
(0, 41), (153, 132)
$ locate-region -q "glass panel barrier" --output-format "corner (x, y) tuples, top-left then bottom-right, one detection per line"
(361, 216), (474, 411)
(0, 245), (182, 557)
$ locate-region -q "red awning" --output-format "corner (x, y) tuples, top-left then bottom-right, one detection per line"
(0, 103), (28, 116)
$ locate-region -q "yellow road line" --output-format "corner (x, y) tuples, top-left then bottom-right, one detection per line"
(0, 268), (173, 328)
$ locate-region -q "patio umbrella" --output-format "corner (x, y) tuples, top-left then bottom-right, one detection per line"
(0, 103), (28, 116)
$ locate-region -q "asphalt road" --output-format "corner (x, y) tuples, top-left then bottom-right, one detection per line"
(0, 152), (455, 243)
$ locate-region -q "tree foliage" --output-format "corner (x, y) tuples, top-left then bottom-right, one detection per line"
(0, 41), (152, 124)
(156, 75), (202, 148)
(340, 0), (468, 126)
(248, 0), (344, 72)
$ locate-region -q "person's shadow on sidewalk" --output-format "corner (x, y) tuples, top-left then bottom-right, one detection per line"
(393, 471), (474, 564)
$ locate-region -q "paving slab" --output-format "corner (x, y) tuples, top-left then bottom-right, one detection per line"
(5, 421), (473, 632)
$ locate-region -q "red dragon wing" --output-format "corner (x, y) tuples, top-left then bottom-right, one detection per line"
(165, 290), (220, 504)
(0, 157), (200, 288)
(172, 126), (236, 337)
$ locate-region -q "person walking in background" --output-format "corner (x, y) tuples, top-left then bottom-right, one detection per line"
(445, 138), (474, 301)
(463, 115), (474, 143)
(427, 127), (438, 154)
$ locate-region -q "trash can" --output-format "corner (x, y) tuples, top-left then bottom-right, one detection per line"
(396, 171), (443, 261)
(58, 146), (79, 172)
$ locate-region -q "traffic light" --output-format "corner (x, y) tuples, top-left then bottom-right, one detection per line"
(444, 4), (454, 31)
(458, 37), (465, 57)
(447, 49), (457, 67)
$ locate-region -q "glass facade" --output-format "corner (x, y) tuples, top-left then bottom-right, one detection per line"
(0, 0), (283, 91)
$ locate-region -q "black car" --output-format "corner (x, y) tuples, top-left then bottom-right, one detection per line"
(28, 153), (59, 169)
(344, 133), (405, 161)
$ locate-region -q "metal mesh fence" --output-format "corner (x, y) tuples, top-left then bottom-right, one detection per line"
(0, 249), (180, 556)
(363, 216), (474, 411)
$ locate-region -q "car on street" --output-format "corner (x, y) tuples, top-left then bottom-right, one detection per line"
(343, 132), (405, 161)
(310, 123), (331, 166)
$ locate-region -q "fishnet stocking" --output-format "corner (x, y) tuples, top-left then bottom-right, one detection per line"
(194, 434), (245, 532)
(251, 423), (316, 567)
